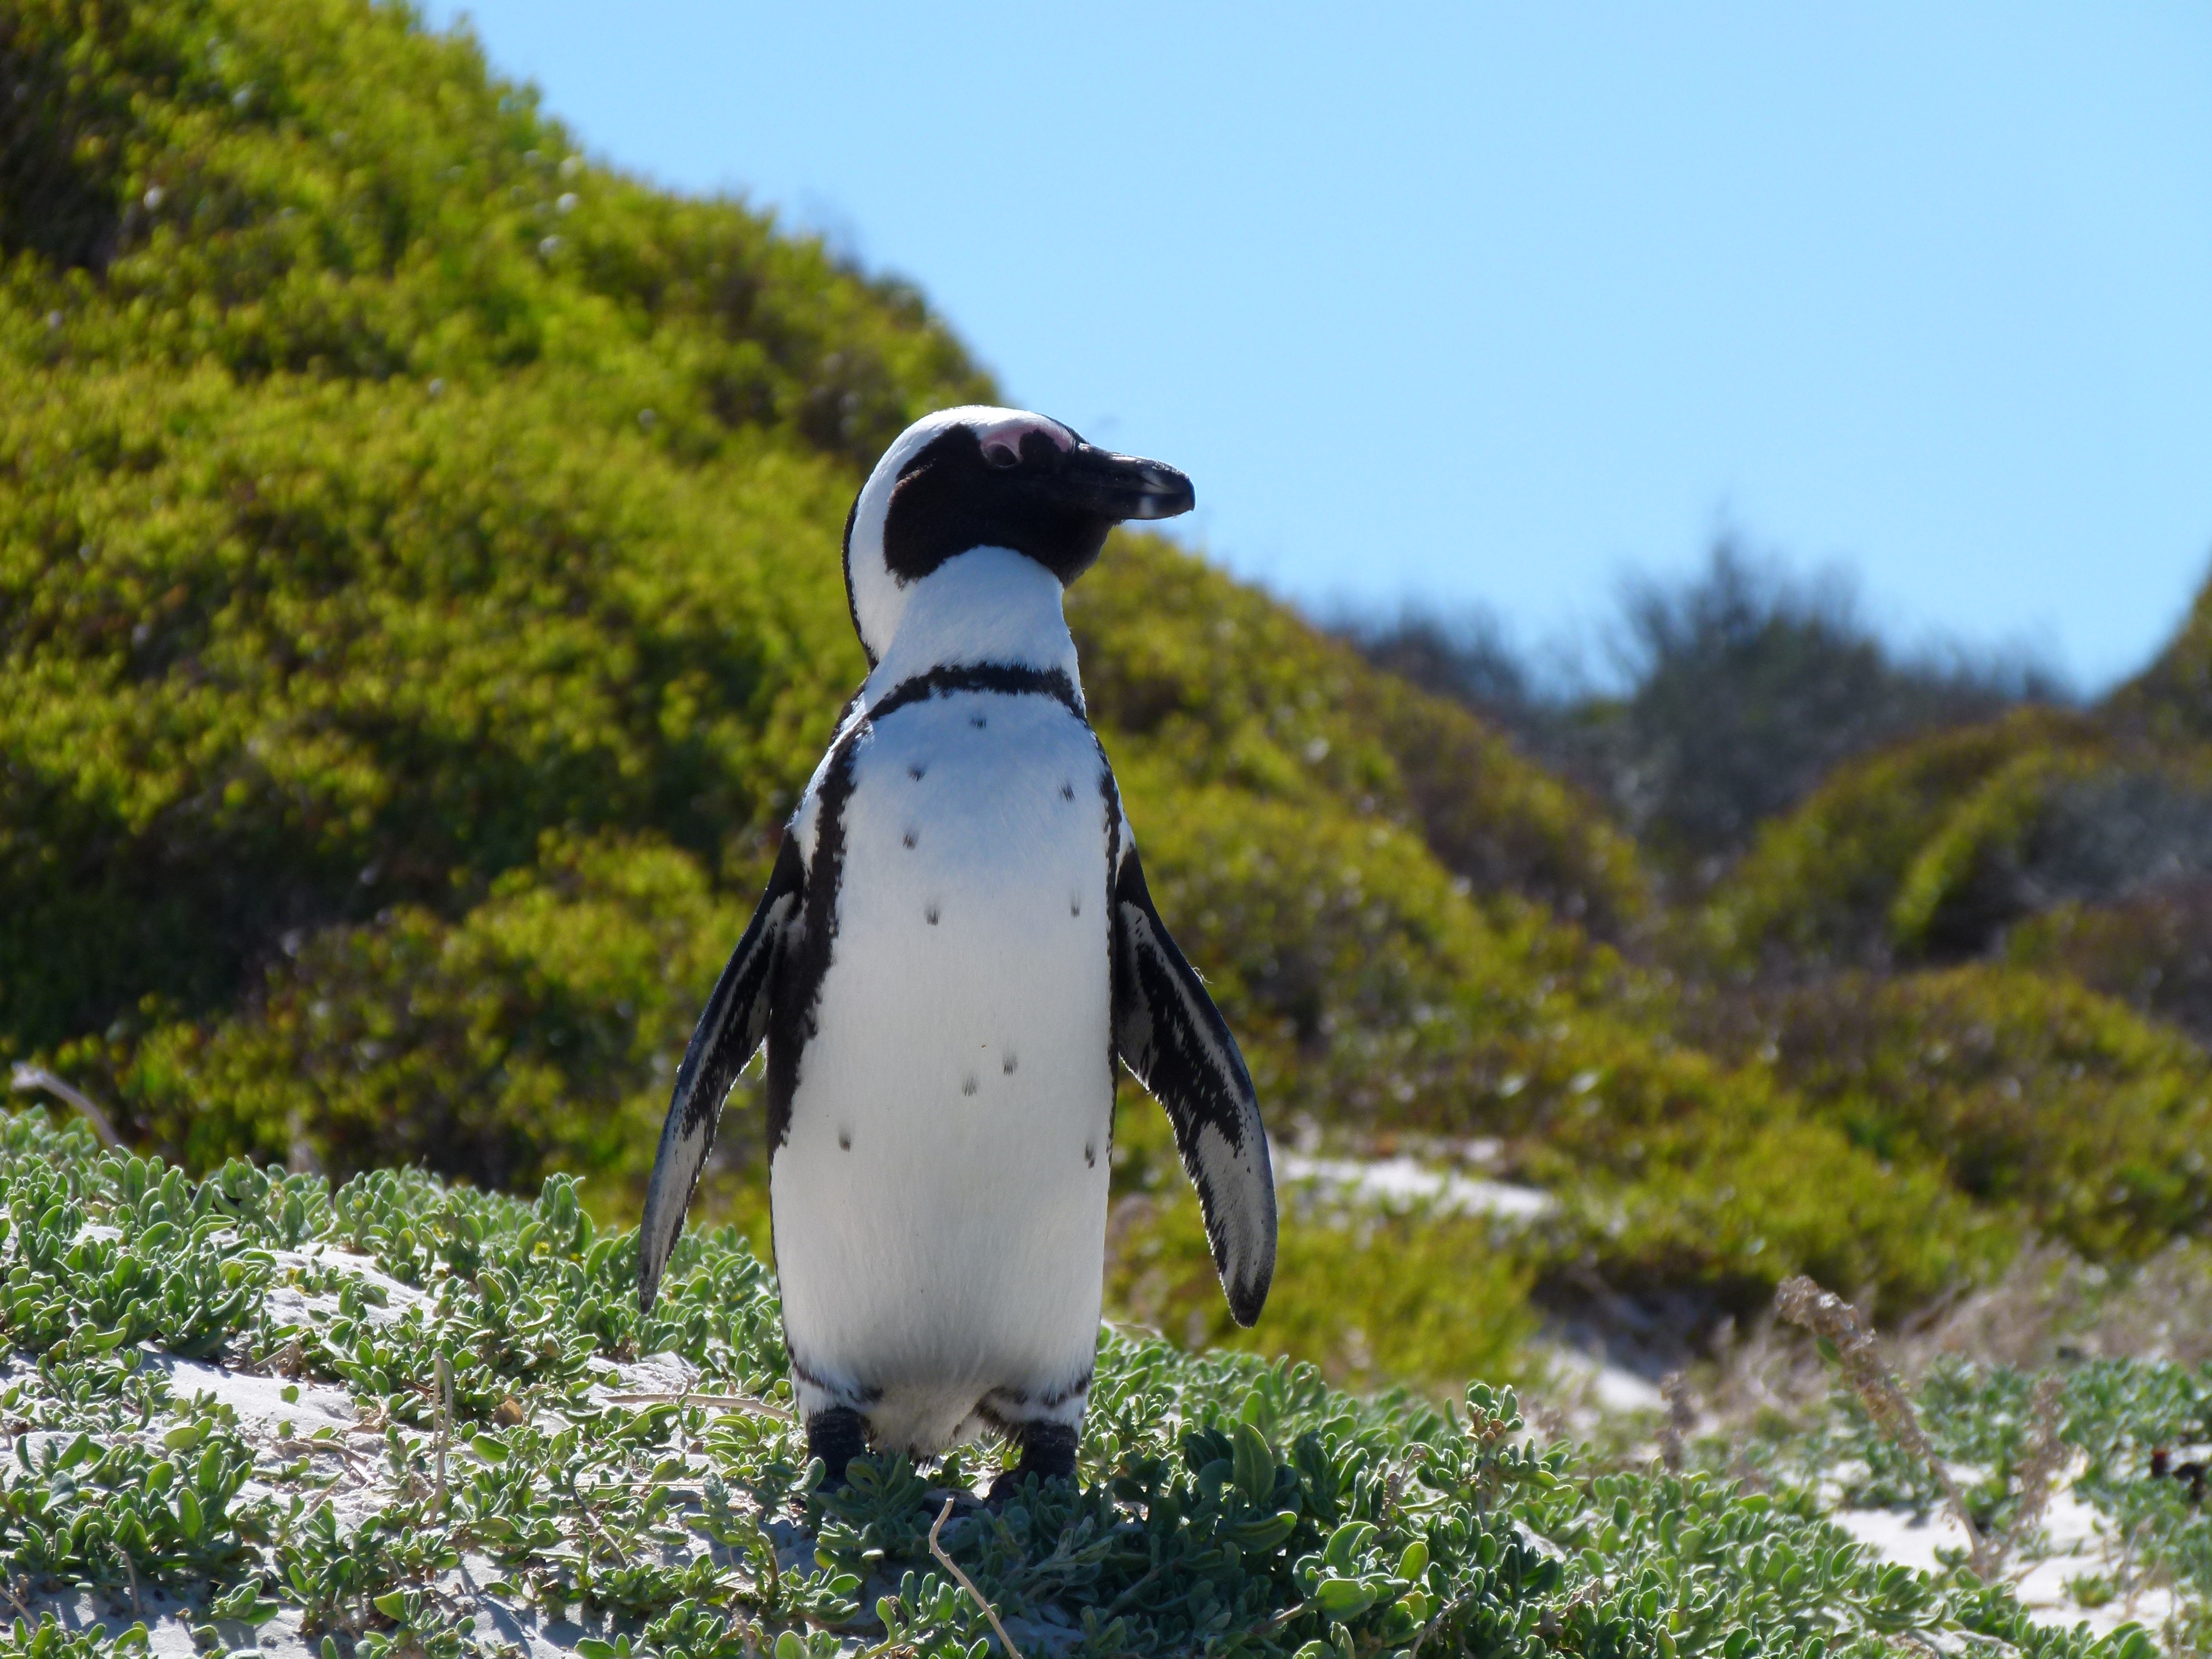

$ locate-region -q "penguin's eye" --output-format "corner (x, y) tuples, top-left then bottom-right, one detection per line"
(982, 442), (1020, 469)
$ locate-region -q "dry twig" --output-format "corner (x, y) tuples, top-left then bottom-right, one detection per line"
(930, 1495), (1022, 1659)
(1775, 1274), (1994, 1577)
(9, 1064), (122, 1148)
(434, 1353), (452, 1518)
(1657, 1371), (1696, 1475)
(2003, 1374), (2070, 1559)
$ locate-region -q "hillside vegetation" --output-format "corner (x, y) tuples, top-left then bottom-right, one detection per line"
(5, 0), (2212, 1407)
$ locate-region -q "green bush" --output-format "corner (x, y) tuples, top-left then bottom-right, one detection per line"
(1104, 1176), (1537, 1399)
(1699, 708), (2096, 969)
(2112, 567), (2212, 745)
(1072, 533), (1648, 934)
(2005, 881), (2212, 1044)
(62, 828), (744, 1189)
(0, 0), (986, 459)
(0, 364), (856, 1053)
(1742, 965), (2212, 1260)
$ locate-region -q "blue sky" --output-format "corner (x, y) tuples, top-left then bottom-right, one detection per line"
(425, 1), (2211, 691)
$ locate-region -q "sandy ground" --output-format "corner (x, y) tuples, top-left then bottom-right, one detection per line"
(1828, 1457), (2180, 1642)
(1275, 1153), (1556, 1223)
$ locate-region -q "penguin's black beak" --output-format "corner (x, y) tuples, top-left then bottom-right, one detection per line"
(1049, 443), (1196, 523)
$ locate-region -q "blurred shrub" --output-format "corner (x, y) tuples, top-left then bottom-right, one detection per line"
(1515, 1052), (2001, 1317)
(1704, 713), (2212, 973)
(2110, 567), (2212, 746)
(1341, 543), (2057, 875)
(1699, 709), (2098, 968)
(1744, 965), (2212, 1260)
(2005, 880), (2212, 1045)
(1888, 750), (2212, 959)
(57, 830), (745, 1190)
(1105, 1183), (1536, 1398)
(1115, 765), (1992, 1313)
(1581, 545), (2055, 867)
(1104, 1108), (1536, 1394)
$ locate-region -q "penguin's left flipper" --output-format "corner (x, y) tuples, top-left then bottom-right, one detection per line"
(1111, 841), (1278, 1326)
(637, 834), (805, 1314)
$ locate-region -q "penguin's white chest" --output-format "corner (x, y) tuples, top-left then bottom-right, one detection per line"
(771, 686), (1115, 1455)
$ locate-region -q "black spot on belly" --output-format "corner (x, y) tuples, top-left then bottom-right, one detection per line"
(962, 1075), (979, 1097)
(1084, 1141), (1096, 1167)
(838, 1128), (853, 1151)
(1069, 894), (1081, 917)
(1059, 781), (1075, 801)
(970, 714), (987, 728)
(925, 902), (940, 925)
(902, 827), (918, 848)
(1002, 1052), (1018, 1075)
(908, 763), (926, 780)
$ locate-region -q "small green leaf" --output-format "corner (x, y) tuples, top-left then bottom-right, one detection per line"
(1231, 1421), (1274, 1507)
(1314, 1578), (1378, 1621)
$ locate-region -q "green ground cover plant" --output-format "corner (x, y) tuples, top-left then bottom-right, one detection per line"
(0, 1105), (2193, 1657)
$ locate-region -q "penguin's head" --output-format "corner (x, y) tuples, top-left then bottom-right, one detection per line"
(842, 406), (1195, 666)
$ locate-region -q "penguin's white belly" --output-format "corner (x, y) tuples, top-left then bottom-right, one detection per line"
(772, 688), (1114, 1456)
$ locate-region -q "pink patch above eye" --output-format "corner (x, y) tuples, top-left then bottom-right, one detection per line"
(974, 414), (1074, 466)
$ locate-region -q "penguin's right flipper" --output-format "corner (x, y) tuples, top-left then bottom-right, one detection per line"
(1111, 841), (1277, 1327)
(637, 834), (805, 1313)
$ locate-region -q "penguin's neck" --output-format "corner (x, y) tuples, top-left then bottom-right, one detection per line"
(863, 546), (1083, 706)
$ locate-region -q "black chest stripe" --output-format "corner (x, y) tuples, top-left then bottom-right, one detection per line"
(768, 735), (861, 1156)
(867, 661), (1084, 723)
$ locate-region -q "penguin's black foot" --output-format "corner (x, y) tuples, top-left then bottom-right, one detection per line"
(987, 1420), (1079, 1505)
(806, 1406), (869, 1490)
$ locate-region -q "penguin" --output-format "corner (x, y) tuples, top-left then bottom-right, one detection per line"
(636, 406), (1275, 1491)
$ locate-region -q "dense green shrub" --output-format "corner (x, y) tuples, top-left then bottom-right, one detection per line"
(60, 829), (744, 1189)
(1731, 965), (2212, 1260)
(2006, 881), (2212, 1044)
(1699, 709), (2097, 968)
(1885, 748), (2212, 961)
(1104, 1177), (1538, 1397)
(0, 364), (856, 1052)
(0, 0), (987, 459)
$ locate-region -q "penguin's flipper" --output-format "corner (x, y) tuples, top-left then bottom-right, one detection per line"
(1111, 841), (1277, 1326)
(638, 834), (805, 1313)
